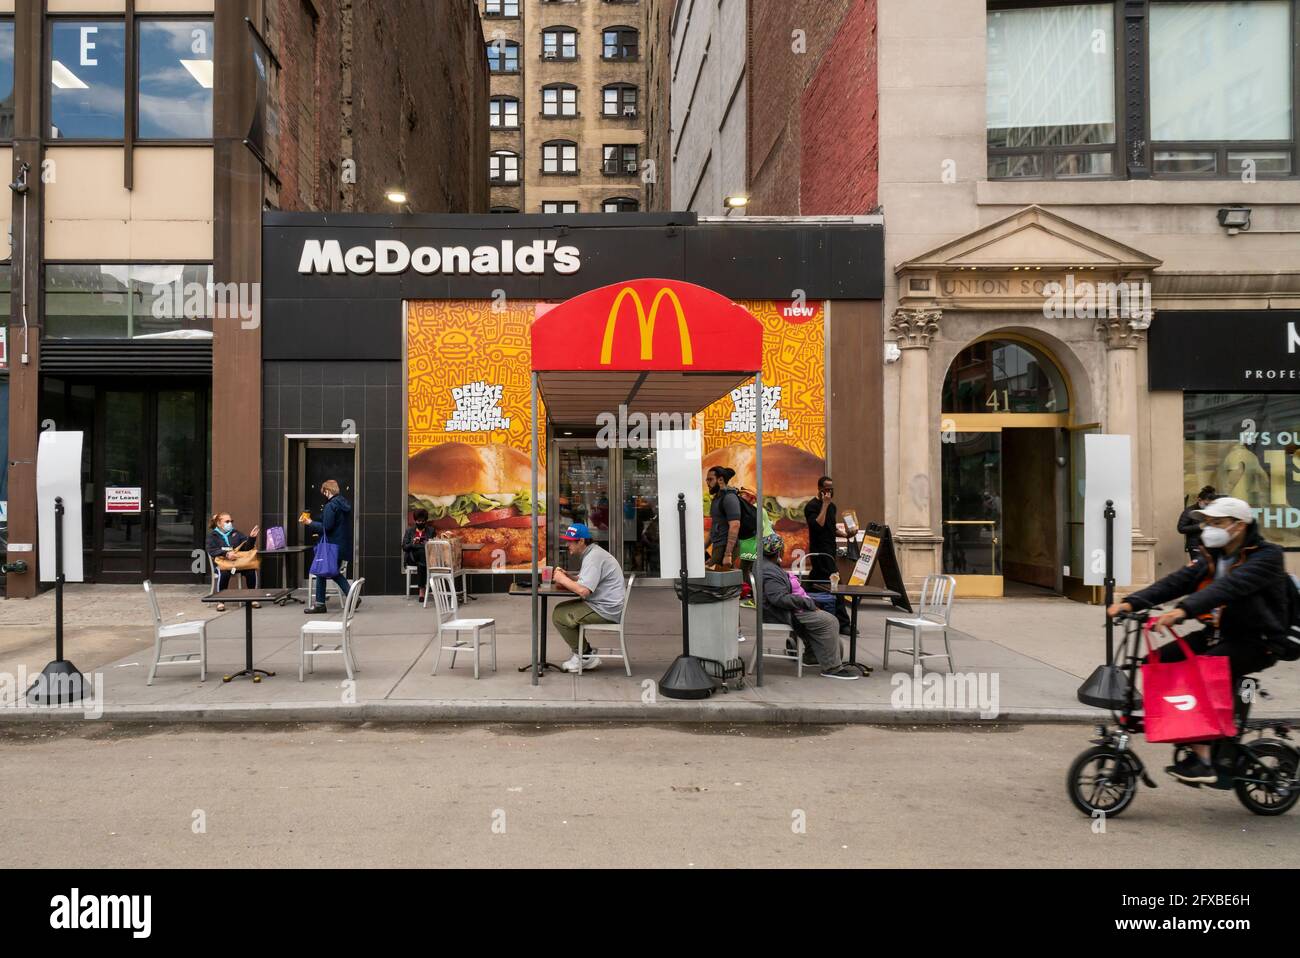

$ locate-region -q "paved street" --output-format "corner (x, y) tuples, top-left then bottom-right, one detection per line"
(1, 722), (1296, 868)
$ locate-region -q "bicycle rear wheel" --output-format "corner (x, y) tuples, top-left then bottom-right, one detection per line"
(1234, 740), (1299, 816)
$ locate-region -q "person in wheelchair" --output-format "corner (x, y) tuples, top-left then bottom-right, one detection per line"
(1109, 497), (1291, 785)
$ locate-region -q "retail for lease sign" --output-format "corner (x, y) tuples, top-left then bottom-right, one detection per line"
(105, 487), (143, 514)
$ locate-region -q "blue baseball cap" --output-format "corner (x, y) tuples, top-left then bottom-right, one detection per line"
(561, 523), (592, 541)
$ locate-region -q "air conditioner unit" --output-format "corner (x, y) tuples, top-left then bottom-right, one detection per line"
(544, 51), (558, 60)
(625, 160), (638, 173)
(622, 106), (637, 117)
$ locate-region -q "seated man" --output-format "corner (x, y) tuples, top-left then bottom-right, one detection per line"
(758, 534), (859, 680)
(401, 508), (433, 602)
(551, 523), (627, 673)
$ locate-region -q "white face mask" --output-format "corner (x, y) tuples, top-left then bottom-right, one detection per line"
(1201, 524), (1234, 549)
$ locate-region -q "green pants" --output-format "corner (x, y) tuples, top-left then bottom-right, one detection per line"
(552, 599), (613, 653)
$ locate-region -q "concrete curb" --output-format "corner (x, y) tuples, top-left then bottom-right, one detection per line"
(0, 698), (1235, 725)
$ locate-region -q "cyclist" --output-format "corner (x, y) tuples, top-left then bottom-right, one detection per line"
(1108, 497), (1290, 785)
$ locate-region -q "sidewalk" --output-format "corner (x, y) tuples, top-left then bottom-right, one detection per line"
(1, 584), (1296, 724)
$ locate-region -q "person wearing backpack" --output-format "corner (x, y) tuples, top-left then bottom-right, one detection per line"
(705, 465), (753, 571)
(1108, 497), (1296, 785)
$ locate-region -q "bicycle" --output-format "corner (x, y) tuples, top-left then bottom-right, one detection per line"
(1067, 611), (1298, 818)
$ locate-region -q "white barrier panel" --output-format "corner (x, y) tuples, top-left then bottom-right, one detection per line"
(37, 431), (85, 583)
(1082, 433), (1132, 587)
(655, 430), (705, 580)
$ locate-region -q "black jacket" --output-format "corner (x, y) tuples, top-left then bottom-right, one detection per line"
(1125, 525), (1290, 650)
(402, 525), (432, 564)
(1177, 505), (1204, 553)
(206, 527), (251, 559)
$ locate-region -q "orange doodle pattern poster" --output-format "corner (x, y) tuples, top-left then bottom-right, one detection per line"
(407, 301), (545, 569)
(699, 300), (827, 564)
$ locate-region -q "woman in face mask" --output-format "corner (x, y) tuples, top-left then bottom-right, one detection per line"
(1109, 497), (1291, 785)
(402, 508), (432, 602)
(205, 512), (261, 611)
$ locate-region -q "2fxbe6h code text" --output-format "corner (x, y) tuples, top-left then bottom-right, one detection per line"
(1121, 894), (1251, 909)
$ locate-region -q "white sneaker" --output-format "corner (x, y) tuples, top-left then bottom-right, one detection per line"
(737, 633), (747, 643)
(580, 655), (601, 671)
(560, 653), (583, 673)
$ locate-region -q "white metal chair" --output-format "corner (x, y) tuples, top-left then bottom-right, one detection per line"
(883, 574), (957, 672)
(300, 578), (365, 681)
(403, 556), (421, 599)
(143, 580), (208, 685)
(429, 574), (497, 679)
(577, 575), (635, 676)
(307, 559), (349, 608)
(791, 552), (837, 581)
(746, 572), (813, 678)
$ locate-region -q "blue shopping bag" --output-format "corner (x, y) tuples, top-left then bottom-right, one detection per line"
(309, 539), (340, 577)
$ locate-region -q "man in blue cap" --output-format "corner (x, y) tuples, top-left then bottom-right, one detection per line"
(551, 523), (627, 672)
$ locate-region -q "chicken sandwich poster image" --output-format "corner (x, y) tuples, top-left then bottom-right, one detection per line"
(700, 300), (827, 566)
(407, 301), (545, 570)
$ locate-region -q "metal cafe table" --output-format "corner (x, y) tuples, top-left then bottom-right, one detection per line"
(508, 581), (572, 676)
(827, 584), (901, 676)
(203, 588), (294, 683)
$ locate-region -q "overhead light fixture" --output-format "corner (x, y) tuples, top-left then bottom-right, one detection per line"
(180, 59), (214, 89)
(51, 60), (88, 90)
(723, 193), (750, 209)
(386, 190), (409, 205)
(1217, 206), (1251, 234)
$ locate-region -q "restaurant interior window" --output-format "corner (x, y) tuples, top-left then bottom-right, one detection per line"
(49, 20), (127, 139)
(137, 19), (214, 139)
(542, 201), (579, 213)
(542, 83), (578, 117)
(1150, 1), (1294, 176)
(602, 26), (639, 60)
(44, 264), (214, 340)
(543, 27), (578, 60)
(602, 196), (639, 213)
(603, 83), (638, 117)
(603, 144), (639, 174)
(986, 3), (1116, 179)
(0, 19), (14, 140)
(489, 95), (519, 128)
(487, 39), (520, 74)
(489, 150), (520, 183)
(543, 140), (578, 174)
(1184, 393), (1300, 549)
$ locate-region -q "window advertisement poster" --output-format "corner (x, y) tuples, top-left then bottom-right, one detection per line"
(1184, 394), (1300, 549)
(406, 301), (546, 571)
(700, 300), (827, 566)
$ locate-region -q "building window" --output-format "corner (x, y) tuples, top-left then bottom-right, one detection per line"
(490, 95), (520, 129)
(602, 26), (639, 60)
(543, 201), (579, 213)
(49, 20), (127, 139)
(543, 140), (578, 174)
(1184, 392), (1300, 549)
(941, 340), (1069, 414)
(487, 39), (520, 74)
(137, 20), (214, 139)
(542, 27), (578, 60)
(44, 264), (214, 340)
(986, 3), (1117, 179)
(484, 0), (521, 17)
(603, 144), (639, 174)
(0, 19), (14, 140)
(1150, 1), (1294, 177)
(490, 150), (520, 183)
(602, 196), (639, 212)
(603, 83), (638, 117)
(490, 206), (520, 213)
(542, 83), (578, 117)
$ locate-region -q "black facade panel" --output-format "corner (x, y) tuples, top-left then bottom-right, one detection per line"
(1148, 311), (1300, 392)
(40, 341), (213, 377)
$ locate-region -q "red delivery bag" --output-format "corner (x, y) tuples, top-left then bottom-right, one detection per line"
(1140, 623), (1237, 744)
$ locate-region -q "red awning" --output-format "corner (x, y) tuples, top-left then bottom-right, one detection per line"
(531, 278), (763, 373)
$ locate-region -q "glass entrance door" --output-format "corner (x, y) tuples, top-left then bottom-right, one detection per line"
(620, 447), (660, 577)
(942, 432), (1003, 584)
(58, 382), (210, 583)
(551, 441), (612, 570)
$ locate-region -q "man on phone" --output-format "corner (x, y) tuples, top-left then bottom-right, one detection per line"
(804, 476), (851, 634)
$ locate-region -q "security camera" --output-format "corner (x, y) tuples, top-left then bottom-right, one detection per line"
(9, 161), (30, 195)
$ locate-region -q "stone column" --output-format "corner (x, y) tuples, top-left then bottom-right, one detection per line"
(1096, 317), (1144, 534)
(889, 308), (944, 589)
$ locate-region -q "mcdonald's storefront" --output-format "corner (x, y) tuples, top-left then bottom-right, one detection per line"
(258, 212), (885, 595)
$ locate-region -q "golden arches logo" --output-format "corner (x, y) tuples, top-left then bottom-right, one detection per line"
(600, 287), (694, 366)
